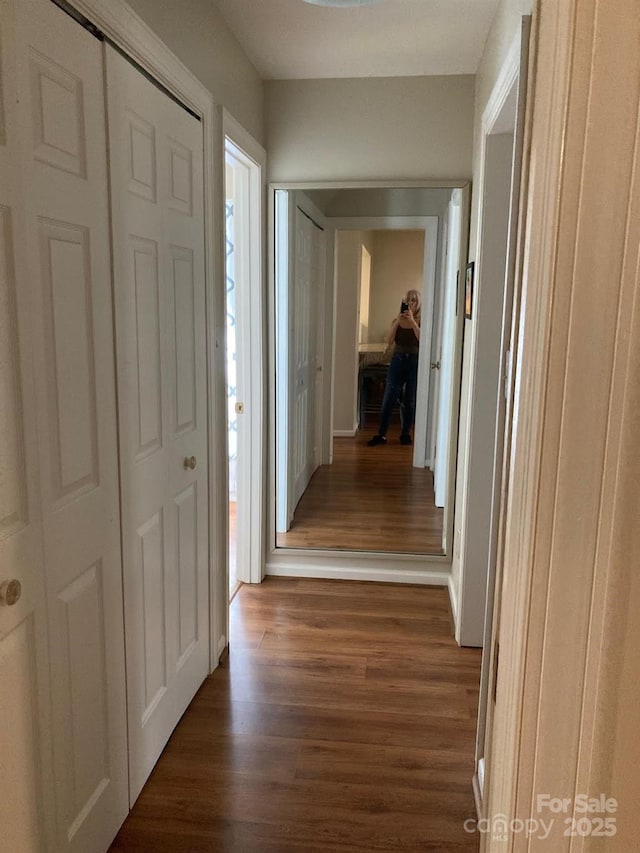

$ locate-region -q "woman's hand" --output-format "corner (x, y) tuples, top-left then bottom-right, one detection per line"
(402, 307), (419, 328)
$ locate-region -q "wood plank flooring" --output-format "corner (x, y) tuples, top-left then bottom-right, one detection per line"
(276, 427), (445, 554)
(110, 578), (481, 852)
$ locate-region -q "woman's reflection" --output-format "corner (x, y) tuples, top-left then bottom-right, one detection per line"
(367, 289), (421, 447)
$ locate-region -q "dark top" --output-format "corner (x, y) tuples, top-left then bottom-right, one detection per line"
(393, 324), (419, 355)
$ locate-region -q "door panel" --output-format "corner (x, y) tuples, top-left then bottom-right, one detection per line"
(2, 0), (128, 849)
(17, 0), (129, 847)
(0, 618), (47, 852)
(38, 220), (100, 502)
(106, 44), (209, 804)
(0, 3), (54, 849)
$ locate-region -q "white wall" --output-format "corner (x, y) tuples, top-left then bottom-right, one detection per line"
(125, 0), (265, 143)
(369, 231), (425, 343)
(325, 188), (453, 219)
(469, 0), (533, 259)
(265, 76), (475, 182)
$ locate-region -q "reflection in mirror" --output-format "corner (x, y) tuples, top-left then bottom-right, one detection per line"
(274, 186), (467, 556)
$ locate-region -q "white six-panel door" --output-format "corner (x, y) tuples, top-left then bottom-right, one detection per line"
(1, 0), (130, 849)
(105, 45), (210, 804)
(0, 1), (56, 848)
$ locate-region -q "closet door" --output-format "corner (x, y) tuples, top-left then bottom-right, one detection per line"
(11, 0), (129, 849)
(106, 45), (210, 804)
(0, 0), (55, 849)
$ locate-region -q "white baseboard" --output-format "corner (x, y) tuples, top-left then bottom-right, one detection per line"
(333, 429), (357, 437)
(266, 552), (450, 586)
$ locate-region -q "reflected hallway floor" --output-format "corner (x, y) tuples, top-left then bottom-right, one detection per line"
(276, 426), (445, 553)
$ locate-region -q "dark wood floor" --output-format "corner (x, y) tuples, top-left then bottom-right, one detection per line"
(111, 578), (481, 852)
(276, 426), (445, 554)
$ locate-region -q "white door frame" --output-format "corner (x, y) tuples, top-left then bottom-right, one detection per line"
(434, 190), (462, 508)
(275, 189), (293, 533)
(483, 2), (640, 846)
(471, 23), (530, 810)
(223, 111), (266, 585)
(68, 0), (225, 664)
(454, 33), (524, 651)
(329, 216), (439, 470)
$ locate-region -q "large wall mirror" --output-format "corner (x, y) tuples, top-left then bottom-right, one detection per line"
(270, 184), (470, 558)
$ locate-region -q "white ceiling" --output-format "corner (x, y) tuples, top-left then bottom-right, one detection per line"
(212, 0), (500, 80)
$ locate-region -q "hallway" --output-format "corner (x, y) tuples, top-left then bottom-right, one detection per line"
(111, 578), (481, 851)
(277, 428), (445, 554)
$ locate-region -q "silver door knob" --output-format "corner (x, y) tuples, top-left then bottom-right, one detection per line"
(0, 579), (22, 607)
(431, 361), (441, 370)
(184, 456), (197, 470)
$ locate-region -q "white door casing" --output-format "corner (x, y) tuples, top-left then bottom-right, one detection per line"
(3, 0), (130, 849)
(474, 18), (531, 800)
(223, 118), (266, 585)
(224, 145), (250, 586)
(106, 45), (210, 804)
(412, 220), (439, 469)
(428, 217), (447, 472)
(434, 190), (463, 507)
(275, 189), (292, 532)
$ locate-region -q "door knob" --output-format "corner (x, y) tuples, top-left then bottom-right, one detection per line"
(431, 361), (441, 370)
(0, 579), (22, 607)
(184, 456), (197, 470)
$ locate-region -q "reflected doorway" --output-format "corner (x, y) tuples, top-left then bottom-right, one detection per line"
(274, 193), (464, 557)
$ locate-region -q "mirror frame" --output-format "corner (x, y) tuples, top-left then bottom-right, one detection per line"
(266, 179), (471, 582)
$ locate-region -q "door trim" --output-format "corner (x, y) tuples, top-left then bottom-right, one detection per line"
(469, 18), (531, 808)
(483, 0), (640, 845)
(67, 0), (224, 668)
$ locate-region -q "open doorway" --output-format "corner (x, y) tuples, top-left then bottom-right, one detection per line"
(223, 116), (265, 599)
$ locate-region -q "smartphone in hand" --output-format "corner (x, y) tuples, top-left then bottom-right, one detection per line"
(400, 301), (409, 313)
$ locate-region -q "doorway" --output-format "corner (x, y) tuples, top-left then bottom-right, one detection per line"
(223, 117), (266, 596)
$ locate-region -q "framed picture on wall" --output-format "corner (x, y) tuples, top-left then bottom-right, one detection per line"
(464, 261), (474, 319)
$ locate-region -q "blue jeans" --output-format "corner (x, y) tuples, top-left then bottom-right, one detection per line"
(378, 352), (418, 437)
